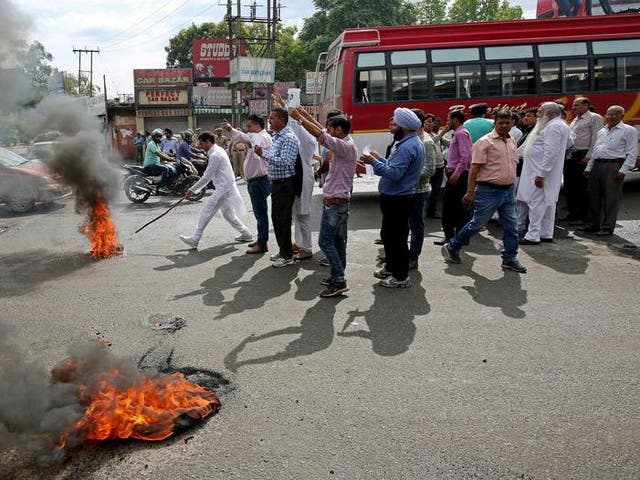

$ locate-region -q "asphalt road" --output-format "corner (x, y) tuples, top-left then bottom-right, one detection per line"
(1, 175), (639, 480)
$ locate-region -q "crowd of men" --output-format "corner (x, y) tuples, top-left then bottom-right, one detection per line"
(140, 96), (638, 298)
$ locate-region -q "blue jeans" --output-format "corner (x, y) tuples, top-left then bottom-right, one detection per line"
(318, 202), (349, 282)
(247, 175), (271, 246)
(409, 191), (429, 261)
(449, 184), (519, 262)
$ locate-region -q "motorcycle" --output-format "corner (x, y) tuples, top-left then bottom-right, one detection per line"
(123, 157), (206, 204)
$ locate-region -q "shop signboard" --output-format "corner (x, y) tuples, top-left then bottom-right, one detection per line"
(133, 69), (192, 87)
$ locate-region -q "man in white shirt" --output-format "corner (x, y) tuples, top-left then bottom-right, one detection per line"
(581, 105), (638, 236)
(178, 131), (252, 249)
(564, 97), (603, 224)
(224, 115), (273, 253)
(517, 102), (571, 244)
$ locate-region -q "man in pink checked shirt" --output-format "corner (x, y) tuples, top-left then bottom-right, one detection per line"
(436, 110), (473, 246)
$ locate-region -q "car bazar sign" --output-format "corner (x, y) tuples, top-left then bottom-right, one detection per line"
(133, 69), (193, 87)
(137, 89), (189, 106)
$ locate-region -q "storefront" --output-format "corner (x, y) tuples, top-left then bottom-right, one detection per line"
(133, 69), (194, 134)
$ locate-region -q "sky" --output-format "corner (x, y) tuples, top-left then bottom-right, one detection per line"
(14, 0), (537, 97)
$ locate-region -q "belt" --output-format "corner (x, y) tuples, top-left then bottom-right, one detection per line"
(476, 181), (513, 190)
(271, 176), (294, 184)
(323, 197), (350, 205)
(595, 158), (624, 163)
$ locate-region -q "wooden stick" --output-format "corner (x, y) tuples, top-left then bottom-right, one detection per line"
(134, 196), (186, 234)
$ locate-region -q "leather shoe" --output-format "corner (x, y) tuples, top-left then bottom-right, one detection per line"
(577, 226), (598, 232)
(519, 238), (540, 245)
(433, 239), (447, 246)
(246, 244), (268, 254)
(595, 229), (613, 236)
(248, 241), (257, 248)
(294, 250), (313, 260)
(540, 238), (554, 243)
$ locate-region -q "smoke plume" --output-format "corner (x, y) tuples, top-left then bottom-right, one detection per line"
(28, 95), (121, 210)
(0, 0), (31, 67)
(0, 330), (140, 460)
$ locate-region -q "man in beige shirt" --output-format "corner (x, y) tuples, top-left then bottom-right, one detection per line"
(564, 97), (603, 224)
(441, 109), (526, 273)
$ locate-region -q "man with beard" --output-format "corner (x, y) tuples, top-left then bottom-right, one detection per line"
(441, 110), (525, 273)
(582, 105), (638, 236)
(517, 102), (571, 244)
(360, 108), (424, 288)
(178, 131), (252, 249)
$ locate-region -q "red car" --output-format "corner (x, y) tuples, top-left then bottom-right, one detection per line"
(0, 146), (69, 213)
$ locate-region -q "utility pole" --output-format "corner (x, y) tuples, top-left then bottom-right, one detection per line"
(73, 46), (100, 96)
(226, 0), (281, 125)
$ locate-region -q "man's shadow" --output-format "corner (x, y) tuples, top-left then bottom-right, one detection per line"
(337, 272), (429, 356)
(214, 262), (303, 319)
(154, 243), (237, 272)
(167, 252), (262, 306)
(445, 256), (527, 319)
(224, 294), (345, 372)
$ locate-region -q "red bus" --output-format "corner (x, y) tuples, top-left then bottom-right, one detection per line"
(318, 14), (640, 154)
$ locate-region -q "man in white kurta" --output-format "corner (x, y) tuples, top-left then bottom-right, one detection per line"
(287, 116), (317, 260)
(517, 102), (571, 244)
(179, 131), (251, 249)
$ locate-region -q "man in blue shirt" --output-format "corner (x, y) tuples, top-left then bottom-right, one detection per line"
(255, 107), (300, 267)
(161, 128), (179, 155)
(134, 132), (146, 163)
(360, 108), (424, 288)
(177, 129), (207, 176)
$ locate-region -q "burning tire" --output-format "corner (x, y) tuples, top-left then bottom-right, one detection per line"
(124, 175), (151, 203)
(183, 175), (205, 202)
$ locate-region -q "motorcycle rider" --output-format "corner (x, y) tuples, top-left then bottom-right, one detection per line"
(143, 128), (176, 194)
(178, 129), (208, 177)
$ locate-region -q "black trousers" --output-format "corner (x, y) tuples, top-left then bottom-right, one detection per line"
(563, 149), (589, 221)
(271, 177), (295, 259)
(380, 193), (415, 281)
(442, 171), (469, 240)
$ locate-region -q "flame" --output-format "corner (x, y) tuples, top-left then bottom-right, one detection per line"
(83, 193), (122, 259)
(56, 362), (219, 449)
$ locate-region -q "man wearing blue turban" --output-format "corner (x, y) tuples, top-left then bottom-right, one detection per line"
(360, 108), (425, 288)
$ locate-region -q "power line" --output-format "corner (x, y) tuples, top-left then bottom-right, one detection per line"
(98, 0), (177, 44)
(101, 0), (195, 49)
(102, 3), (219, 53)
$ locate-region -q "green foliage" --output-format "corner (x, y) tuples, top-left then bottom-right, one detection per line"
(63, 72), (101, 96)
(275, 26), (309, 84)
(447, 0), (523, 23)
(299, 0), (416, 71)
(165, 22), (230, 68)
(414, 0), (448, 24)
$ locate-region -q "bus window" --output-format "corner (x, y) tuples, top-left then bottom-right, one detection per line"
(540, 61), (561, 94)
(538, 42), (587, 57)
(431, 47), (479, 63)
(356, 70), (387, 103)
(619, 56), (640, 91)
(357, 52), (385, 68)
(485, 45), (533, 60)
(335, 61), (344, 97)
(563, 59), (589, 92)
(432, 66), (456, 99)
(324, 66), (336, 102)
(594, 58), (616, 91)
(486, 62), (535, 96)
(391, 50), (427, 65)
(458, 64), (482, 98)
(592, 39), (640, 55)
(392, 67), (428, 101)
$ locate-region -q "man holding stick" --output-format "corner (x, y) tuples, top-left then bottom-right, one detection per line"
(178, 131), (252, 249)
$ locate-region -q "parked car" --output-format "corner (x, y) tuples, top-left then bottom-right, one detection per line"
(0, 147), (69, 213)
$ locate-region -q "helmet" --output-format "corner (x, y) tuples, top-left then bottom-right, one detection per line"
(182, 129), (194, 138)
(151, 128), (163, 137)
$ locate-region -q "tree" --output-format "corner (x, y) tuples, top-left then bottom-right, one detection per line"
(274, 26), (309, 83)
(414, 0), (448, 25)
(21, 41), (53, 92)
(63, 72), (101, 96)
(299, 0), (417, 71)
(447, 0), (523, 23)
